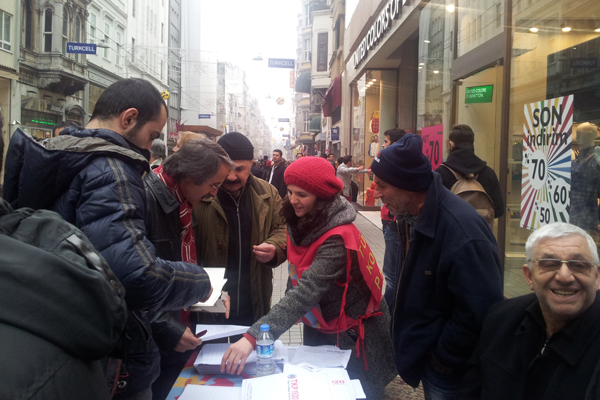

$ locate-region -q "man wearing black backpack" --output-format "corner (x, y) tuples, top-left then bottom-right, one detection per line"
(3, 79), (212, 400)
(435, 124), (504, 223)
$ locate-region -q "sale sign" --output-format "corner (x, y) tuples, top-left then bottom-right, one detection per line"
(520, 95), (573, 230)
(421, 124), (444, 170)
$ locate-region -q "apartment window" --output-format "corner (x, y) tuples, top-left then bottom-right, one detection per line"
(131, 37), (135, 62)
(161, 23), (164, 43)
(304, 38), (311, 62)
(22, 0), (32, 50)
(303, 110), (310, 133)
(89, 14), (96, 44)
(0, 10), (11, 52)
(304, 4), (310, 26)
(495, 2), (502, 28)
(43, 8), (52, 52)
(316, 32), (328, 72)
(132, 0), (136, 17)
(62, 8), (68, 55)
(74, 17), (82, 62)
(104, 23), (109, 59)
(116, 31), (122, 65)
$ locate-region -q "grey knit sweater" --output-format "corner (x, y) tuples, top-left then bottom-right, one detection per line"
(248, 196), (397, 398)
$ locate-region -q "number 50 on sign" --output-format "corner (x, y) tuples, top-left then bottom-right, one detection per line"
(520, 95), (573, 230)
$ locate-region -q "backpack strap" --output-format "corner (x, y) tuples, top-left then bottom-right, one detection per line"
(440, 164), (479, 181)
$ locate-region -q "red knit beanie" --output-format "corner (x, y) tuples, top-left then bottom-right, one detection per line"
(284, 157), (343, 199)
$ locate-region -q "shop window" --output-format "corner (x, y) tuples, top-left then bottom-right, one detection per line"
(0, 10), (11, 52)
(22, 0), (32, 50)
(43, 8), (52, 52)
(317, 32), (328, 72)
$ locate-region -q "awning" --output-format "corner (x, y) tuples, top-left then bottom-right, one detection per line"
(295, 71), (311, 94)
(178, 124), (223, 137)
(309, 116), (321, 133)
(322, 76), (342, 117)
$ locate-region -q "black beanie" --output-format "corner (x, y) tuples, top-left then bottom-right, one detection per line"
(370, 133), (433, 192)
(217, 132), (254, 160)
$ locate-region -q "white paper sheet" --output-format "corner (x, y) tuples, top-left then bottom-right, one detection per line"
(241, 371), (333, 400)
(178, 384), (242, 400)
(290, 345), (352, 368)
(284, 365), (355, 400)
(195, 324), (250, 342)
(351, 380), (366, 399)
(190, 268), (227, 312)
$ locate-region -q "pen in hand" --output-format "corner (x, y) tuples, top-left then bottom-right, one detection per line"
(195, 329), (208, 339)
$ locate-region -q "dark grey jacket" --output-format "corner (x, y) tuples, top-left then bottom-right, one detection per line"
(248, 196), (397, 399)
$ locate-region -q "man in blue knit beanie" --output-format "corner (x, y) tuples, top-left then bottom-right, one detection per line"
(371, 133), (503, 399)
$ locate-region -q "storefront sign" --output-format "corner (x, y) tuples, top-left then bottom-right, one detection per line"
(570, 58), (597, 69)
(278, 118), (290, 122)
(421, 124), (443, 170)
(520, 95), (573, 230)
(353, 0), (402, 69)
(268, 58), (295, 69)
(198, 114), (211, 119)
(331, 126), (340, 141)
(66, 43), (97, 54)
(465, 85), (493, 104)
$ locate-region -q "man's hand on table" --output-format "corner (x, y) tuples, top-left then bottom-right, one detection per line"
(174, 327), (202, 353)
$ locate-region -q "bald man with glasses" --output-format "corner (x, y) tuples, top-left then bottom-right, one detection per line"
(462, 222), (600, 400)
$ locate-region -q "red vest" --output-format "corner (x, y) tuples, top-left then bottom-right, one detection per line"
(287, 223), (384, 368)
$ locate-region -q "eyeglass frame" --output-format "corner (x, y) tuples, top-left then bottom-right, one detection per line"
(209, 182), (222, 191)
(530, 258), (597, 274)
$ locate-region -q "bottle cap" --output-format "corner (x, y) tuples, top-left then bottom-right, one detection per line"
(260, 324), (270, 331)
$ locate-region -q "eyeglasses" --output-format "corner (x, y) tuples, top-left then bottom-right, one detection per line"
(209, 182), (222, 191)
(533, 259), (595, 274)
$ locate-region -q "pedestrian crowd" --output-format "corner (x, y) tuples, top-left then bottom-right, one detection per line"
(1, 78), (599, 400)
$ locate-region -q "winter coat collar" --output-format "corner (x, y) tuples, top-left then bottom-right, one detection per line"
(443, 148), (487, 176)
(144, 171), (180, 215)
(412, 173), (446, 240)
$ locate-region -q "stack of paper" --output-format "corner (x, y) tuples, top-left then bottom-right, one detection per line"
(195, 324), (250, 342)
(178, 385), (242, 400)
(289, 345), (351, 369)
(190, 268), (227, 313)
(194, 340), (286, 375)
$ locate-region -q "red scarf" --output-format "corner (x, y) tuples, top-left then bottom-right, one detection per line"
(154, 165), (197, 264)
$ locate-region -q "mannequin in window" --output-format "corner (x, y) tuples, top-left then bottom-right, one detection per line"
(570, 122), (600, 233)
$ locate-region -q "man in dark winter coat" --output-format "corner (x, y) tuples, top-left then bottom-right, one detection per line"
(3, 78), (212, 400)
(435, 124), (504, 219)
(371, 134), (503, 399)
(462, 222), (600, 400)
(266, 149), (287, 198)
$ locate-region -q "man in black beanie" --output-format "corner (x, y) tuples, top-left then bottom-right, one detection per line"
(371, 133), (503, 399)
(193, 132), (287, 328)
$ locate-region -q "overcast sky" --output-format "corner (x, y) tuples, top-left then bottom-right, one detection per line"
(197, 0), (302, 139)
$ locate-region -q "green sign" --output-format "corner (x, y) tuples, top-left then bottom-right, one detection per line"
(465, 85), (493, 104)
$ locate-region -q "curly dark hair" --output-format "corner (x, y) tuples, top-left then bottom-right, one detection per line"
(280, 195), (337, 243)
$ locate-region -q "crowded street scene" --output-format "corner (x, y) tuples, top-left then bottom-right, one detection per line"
(0, 0), (600, 399)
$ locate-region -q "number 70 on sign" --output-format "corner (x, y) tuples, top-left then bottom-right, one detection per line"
(421, 125), (444, 170)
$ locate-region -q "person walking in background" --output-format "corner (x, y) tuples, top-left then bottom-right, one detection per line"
(267, 149), (287, 199)
(221, 157), (397, 399)
(336, 155), (367, 203)
(371, 134), (503, 399)
(150, 138), (166, 170)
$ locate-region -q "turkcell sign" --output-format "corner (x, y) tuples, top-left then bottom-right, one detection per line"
(268, 58), (295, 69)
(198, 114), (211, 119)
(465, 85), (494, 104)
(66, 42), (97, 54)
(278, 118), (290, 122)
(353, 0), (404, 69)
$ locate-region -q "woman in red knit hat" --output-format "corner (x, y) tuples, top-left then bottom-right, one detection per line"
(221, 156), (397, 399)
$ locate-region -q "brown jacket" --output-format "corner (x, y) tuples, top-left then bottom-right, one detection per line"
(192, 176), (287, 321)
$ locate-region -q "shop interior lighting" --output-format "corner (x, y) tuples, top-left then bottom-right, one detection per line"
(424, 39), (431, 43)
(419, 62), (425, 66)
(595, 28), (600, 32)
(561, 23), (571, 32)
(529, 27), (539, 33)
(371, 79), (377, 82)
(433, 70), (440, 74)
(446, 4), (455, 13)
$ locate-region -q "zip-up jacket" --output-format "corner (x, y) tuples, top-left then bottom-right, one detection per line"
(193, 175), (287, 322)
(3, 128), (211, 395)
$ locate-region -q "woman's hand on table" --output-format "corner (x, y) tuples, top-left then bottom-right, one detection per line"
(220, 337), (253, 375)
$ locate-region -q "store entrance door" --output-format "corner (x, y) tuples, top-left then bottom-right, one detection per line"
(455, 65), (504, 238)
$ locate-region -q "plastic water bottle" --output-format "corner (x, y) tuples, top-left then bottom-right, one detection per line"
(256, 324), (276, 376)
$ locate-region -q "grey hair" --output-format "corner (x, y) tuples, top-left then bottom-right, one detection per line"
(151, 139), (166, 160)
(162, 139), (234, 185)
(525, 222), (599, 270)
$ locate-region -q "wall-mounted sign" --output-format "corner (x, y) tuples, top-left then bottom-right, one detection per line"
(353, 0), (402, 69)
(290, 70), (296, 89)
(465, 85), (493, 104)
(66, 43), (97, 54)
(276, 97), (285, 105)
(161, 91), (170, 100)
(331, 126), (340, 141)
(421, 124), (443, 170)
(198, 114), (211, 119)
(570, 58), (597, 69)
(520, 95), (573, 230)
(278, 118), (290, 122)
(269, 58), (295, 69)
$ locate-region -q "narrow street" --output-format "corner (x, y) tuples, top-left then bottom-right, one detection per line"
(273, 211), (425, 400)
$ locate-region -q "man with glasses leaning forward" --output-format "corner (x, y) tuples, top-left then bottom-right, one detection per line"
(462, 222), (600, 400)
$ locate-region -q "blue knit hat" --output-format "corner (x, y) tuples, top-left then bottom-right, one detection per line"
(370, 133), (433, 192)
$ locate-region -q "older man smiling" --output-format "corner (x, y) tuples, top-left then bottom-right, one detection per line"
(462, 222), (600, 400)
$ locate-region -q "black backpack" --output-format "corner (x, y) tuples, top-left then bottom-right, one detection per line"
(0, 199), (129, 398)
